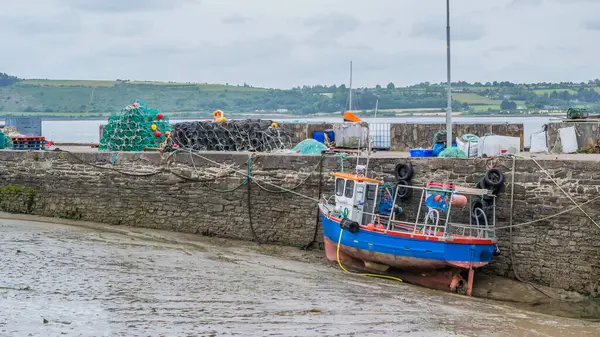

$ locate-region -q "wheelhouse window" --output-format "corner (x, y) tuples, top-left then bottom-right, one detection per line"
(335, 178), (345, 196)
(344, 180), (354, 198)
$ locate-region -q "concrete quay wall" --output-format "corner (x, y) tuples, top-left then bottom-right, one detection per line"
(0, 150), (598, 295)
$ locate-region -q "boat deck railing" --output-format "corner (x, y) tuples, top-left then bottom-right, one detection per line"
(359, 182), (497, 240)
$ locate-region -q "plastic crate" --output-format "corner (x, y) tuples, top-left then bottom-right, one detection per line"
(409, 148), (433, 157)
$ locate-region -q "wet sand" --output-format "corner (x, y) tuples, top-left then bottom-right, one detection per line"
(1, 217), (599, 336)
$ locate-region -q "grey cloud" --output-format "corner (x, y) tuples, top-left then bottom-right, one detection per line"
(411, 21), (485, 41)
(222, 15), (252, 25)
(583, 20), (600, 31)
(303, 13), (361, 39)
(0, 12), (81, 35)
(65, 0), (195, 12)
(2, 0), (600, 88)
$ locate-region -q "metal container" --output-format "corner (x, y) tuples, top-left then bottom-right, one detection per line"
(5, 117), (42, 136)
(333, 122), (369, 149)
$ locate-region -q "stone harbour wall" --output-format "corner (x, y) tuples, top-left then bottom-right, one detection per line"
(0, 150), (598, 295)
(390, 123), (525, 151)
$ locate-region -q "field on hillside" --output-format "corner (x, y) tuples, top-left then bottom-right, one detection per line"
(533, 89), (578, 95)
(19, 79), (266, 92)
(451, 93), (500, 105)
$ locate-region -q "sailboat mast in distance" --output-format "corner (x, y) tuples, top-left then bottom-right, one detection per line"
(349, 61), (353, 111)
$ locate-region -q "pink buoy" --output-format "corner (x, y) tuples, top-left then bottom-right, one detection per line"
(451, 194), (468, 207)
(133, 102), (140, 108)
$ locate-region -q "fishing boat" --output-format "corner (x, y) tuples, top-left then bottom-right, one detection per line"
(319, 164), (499, 296)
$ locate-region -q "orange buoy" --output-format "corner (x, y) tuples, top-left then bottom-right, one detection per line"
(376, 224), (385, 230)
(366, 223), (375, 231)
(213, 110), (223, 119)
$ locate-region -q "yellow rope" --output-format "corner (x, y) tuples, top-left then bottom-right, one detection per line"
(336, 228), (403, 282)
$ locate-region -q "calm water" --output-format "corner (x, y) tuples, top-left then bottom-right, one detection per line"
(39, 116), (560, 147)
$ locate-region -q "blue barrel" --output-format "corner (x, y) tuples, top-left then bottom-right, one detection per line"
(326, 131), (335, 142)
(312, 131), (325, 143)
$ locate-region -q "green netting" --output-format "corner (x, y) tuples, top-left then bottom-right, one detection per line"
(462, 134), (479, 142)
(99, 101), (172, 151)
(292, 139), (329, 154)
(438, 147), (467, 158)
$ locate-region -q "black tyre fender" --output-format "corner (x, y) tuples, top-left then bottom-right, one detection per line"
(396, 180), (412, 200)
(483, 168), (504, 188)
(394, 162), (414, 181)
(471, 198), (488, 223)
(476, 178), (489, 190)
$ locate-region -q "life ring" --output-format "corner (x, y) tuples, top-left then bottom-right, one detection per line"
(394, 162), (414, 181)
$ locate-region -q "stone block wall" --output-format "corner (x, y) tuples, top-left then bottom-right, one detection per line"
(547, 122), (600, 153)
(0, 150), (598, 295)
(389, 123), (525, 151)
(280, 123), (333, 144)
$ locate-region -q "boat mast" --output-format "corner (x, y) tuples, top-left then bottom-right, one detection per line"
(349, 61), (353, 112)
(445, 0), (453, 147)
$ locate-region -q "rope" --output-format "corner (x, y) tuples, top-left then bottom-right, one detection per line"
(529, 157), (600, 230)
(303, 157), (324, 250)
(246, 155), (262, 243)
(183, 150), (321, 203)
(504, 155), (551, 297)
(188, 150), (248, 193)
(252, 155), (324, 193)
(336, 228), (403, 283)
(495, 195), (600, 230)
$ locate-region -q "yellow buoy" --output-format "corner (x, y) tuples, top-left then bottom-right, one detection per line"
(271, 122), (278, 128)
(151, 124), (157, 131)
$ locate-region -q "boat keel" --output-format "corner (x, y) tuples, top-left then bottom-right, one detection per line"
(324, 236), (475, 295)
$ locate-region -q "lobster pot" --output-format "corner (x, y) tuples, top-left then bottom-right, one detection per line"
(333, 122), (369, 149)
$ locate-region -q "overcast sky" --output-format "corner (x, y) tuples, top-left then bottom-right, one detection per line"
(1, 0), (600, 88)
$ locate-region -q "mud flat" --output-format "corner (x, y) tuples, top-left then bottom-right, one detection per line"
(1, 215), (599, 336)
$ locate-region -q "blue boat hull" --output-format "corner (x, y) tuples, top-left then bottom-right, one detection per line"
(321, 211), (496, 271)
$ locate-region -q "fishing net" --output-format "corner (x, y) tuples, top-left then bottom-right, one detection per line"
(433, 130), (447, 144)
(99, 101), (172, 151)
(170, 119), (293, 152)
(438, 147), (467, 158)
(292, 139), (329, 154)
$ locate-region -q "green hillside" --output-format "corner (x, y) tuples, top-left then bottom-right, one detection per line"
(1, 73), (599, 116)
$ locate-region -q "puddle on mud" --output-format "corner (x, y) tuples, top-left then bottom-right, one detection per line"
(1, 218), (599, 336)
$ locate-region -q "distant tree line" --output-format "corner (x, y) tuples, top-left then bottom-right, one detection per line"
(0, 72), (21, 86)
(1, 72), (599, 114)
